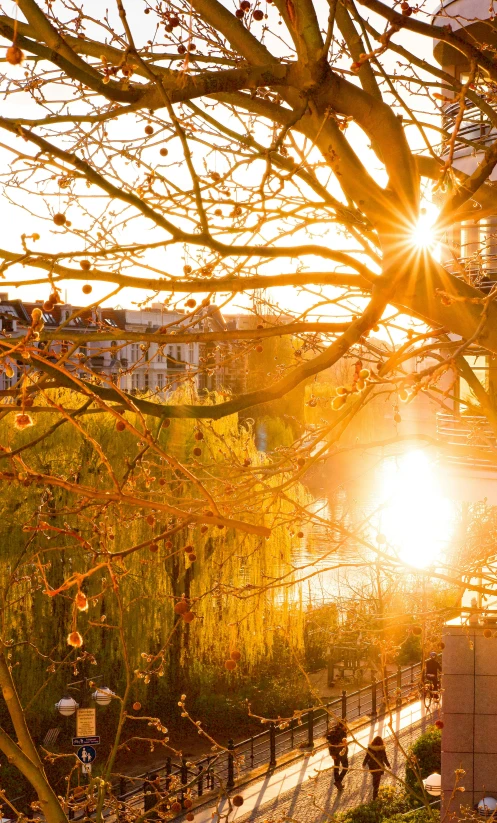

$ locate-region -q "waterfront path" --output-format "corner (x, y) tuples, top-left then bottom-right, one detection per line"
(194, 700), (437, 823)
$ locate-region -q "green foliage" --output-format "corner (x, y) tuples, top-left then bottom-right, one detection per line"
(0, 388), (313, 744)
(305, 604), (338, 671)
(396, 633), (422, 666)
(336, 786), (439, 823)
(405, 727), (441, 794)
(388, 811), (440, 823)
(336, 787), (411, 823)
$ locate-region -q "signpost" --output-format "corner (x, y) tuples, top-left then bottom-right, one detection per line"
(72, 736), (100, 747)
(76, 708), (96, 737)
(76, 746), (96, 764)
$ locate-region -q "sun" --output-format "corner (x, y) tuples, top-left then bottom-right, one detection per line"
(377, 450), (454, 569)
(411, 209), (437, 250)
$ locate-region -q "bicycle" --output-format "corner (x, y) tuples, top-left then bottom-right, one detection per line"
(418, 678), (441, 711)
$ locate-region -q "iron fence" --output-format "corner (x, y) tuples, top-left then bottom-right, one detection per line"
(113, 660), (424, 810)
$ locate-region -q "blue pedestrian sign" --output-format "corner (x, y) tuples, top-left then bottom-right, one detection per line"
(76, 746), (96, 764)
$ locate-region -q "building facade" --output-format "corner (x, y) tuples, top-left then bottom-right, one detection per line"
(0, 296), (247, 399)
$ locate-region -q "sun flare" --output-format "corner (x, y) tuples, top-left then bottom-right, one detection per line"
(378, 450), (454, 569)
(411, 210), (437, 249)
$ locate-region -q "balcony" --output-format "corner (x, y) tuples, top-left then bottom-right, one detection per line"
(90, 355), (105, 371)
(442, 254), (497, 292)
(441, 100), (493, 159)
(436, 412), (497, 470)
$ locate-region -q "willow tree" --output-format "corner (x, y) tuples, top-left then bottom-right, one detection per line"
(1, 0), (497, 819)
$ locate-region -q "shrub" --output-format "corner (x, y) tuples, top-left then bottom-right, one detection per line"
(388, 811), (439, 823)
(396, 634), (422, 666)
(336, 787), (411, 823)
(405, 727), (441, 795)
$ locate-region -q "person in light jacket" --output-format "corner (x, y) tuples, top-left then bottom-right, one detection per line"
(362, 736), (391, 800)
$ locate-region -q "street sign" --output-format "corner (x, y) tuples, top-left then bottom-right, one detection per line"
(76, 708), (96, 737)
(72, 736), (100, 747)
(76, 746), (96, 764)
(81, 763), (92, 775)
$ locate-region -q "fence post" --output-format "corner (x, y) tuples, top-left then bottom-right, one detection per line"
(165, 757), (172, 791)
(180, 757), (188, 800)
(307, 710), (314, 748)
(197, 764), (204, 797)
(396, 665), (402, 707)
(327, 656), (334, 687)
(341, 690), (347, 720)
(371, 676), (377, 717)
(206, 756), (214, 791)
(227, 738), (235, 789)
(119, 776), (126, 798)
(269, 723), (277, 767)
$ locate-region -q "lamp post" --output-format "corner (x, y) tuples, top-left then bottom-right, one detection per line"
(91, 686), (114, 706)
(478, 798), (497, 817)
(423, 773), (442, 797)
(55, 695), (79, 716)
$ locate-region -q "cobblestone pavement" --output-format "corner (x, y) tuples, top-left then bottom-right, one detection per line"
(235, 716), (434, 823)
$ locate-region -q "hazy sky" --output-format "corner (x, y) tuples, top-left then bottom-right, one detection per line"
(0, 0), (441, 316)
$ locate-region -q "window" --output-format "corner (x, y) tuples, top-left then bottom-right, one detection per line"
(188, 343), (194, 363)
(144, 372), (149, 390)
(176, 346), (182, 362)
(459, 355), (489, 410)
(131, 372), (140, 390)
(157, 373), (165, 389)
(130, 344), (139, 363)
(157, 347), (164, 363)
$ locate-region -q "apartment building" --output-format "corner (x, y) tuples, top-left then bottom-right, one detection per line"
(0, 296), (245, 398)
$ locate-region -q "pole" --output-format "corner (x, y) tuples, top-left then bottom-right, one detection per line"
(371, 676), (377, 717)
(227, 738), (235, 789)
(307, 710), (314, 749)
(397, 664), (402, 707)
(269, 723), (276, 767)
(341, 689), (347, 720)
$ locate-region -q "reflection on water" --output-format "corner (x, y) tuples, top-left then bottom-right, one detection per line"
(292, 449), (456, 606)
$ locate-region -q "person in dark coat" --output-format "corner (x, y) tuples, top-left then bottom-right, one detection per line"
(363, 736), (391, 800)
(326, 720), (348, 789)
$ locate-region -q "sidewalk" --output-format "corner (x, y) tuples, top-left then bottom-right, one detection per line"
(195, 700), (436, 823)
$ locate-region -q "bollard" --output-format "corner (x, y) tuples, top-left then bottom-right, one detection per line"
(227, 738), (235, 789)
(341, 689), (347, 720)
(397, 665), (402, 707)
(371, 676), (377, 717)
(119, 776), (126, 799)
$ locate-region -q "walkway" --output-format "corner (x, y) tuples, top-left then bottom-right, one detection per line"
(195, 700), (437, 823)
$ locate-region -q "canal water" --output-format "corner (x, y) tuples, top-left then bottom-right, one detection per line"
(293, 446), (458, 606)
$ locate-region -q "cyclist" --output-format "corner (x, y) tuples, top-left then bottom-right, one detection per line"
(423, 652), (441, 694)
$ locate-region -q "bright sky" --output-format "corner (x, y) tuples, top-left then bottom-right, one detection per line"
(0, 0), (442, 318)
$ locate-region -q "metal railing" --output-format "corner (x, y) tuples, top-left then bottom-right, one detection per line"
(443, 255), (497, 292)
(436, 412), (497, 470)
(111, 661), (424, 811)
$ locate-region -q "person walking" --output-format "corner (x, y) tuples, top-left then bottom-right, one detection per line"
(363, 736), (391, 800)
(326, 720), (349, 789)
